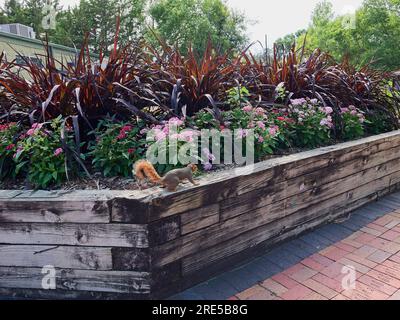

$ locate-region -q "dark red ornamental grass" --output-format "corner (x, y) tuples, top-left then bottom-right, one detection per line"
(238, 42), (399, 134)
(146, 37), (238, 119)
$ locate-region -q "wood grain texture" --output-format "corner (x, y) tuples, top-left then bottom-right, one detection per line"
(153, 161), (400, 268)
(0, 223), (148, 248)
(0, 266), (150, 294)
(0, 245), (112, 270)
(181, 174), (398, 275)
(181, 204), (220, 235)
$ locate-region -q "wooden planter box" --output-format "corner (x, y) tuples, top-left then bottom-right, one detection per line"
(1, 130), (400, 299)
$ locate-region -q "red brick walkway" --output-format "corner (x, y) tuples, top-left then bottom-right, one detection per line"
(170, 193), (400, 300)
(229, 211), (400, 300)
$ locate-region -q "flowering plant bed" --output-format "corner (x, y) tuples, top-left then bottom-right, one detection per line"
(0, 130), (400, 299)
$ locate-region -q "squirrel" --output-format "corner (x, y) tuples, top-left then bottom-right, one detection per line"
(133, 160), (200, 192)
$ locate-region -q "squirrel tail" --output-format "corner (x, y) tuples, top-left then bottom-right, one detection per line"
(133, 160), (162, 184)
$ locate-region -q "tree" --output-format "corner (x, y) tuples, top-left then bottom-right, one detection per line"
(51, 0), (146, 52)
(311, 0), (334, 26)
(275, 29), (306, 53)
(3, 0), (26, 24)
(278, 0), (400, 71)
(149, 0), (248, 56)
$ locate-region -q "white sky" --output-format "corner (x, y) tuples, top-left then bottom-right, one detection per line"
(0, 0), (365, 44)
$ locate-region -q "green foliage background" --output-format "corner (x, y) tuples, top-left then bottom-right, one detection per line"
(276, 0), (400, 71)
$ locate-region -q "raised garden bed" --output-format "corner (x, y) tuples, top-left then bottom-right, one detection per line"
(1, 130), (400, 299)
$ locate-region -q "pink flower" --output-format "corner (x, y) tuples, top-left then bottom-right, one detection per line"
(258, 136), (264, 143)
(128, 148), (135, 155)
(140, 128), (148, 135)
(324, 107), (333, 114)
(203, 162), (213, 171)
(255, 107), (266, 116)
(320, 117), (333, 129)
(268, 126), (279, 137)
(26, 129), (36, 136)
(162, 126), (170, 134)
(31, 123), (43, 130)
(155, 131), (166, 141)
(117, 132), (127, 140)
(121, 125), (132, 132)
(256, 121), (265, 130)
(168, 117), (184, 127)
(340, 107), (349, 113)
(350, 110), (358, 116)
(180, 130), (199, 142)
(242, 105), (253, 112)
(53, 148), (63, 157)
(5, 144), (15, 151)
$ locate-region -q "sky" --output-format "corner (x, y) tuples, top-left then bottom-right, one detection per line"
(1, 0), (365, 45)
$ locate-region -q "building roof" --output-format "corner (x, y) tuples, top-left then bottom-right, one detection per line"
(0, 30), (98, 58)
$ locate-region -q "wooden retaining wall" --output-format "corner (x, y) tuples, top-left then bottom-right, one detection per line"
(1, 130), (400, 299)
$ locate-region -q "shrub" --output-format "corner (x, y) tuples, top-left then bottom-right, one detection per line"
(13, 118), (77, 188)
(282, 98), (333, 148)
(341, 105), (366, 140)
(89, 119), (147, 177)
(193, 105), (281, 162)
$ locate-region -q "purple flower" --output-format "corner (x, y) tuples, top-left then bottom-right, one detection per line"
(54, 148), (63, 157)
(202, 148), (216, 161)
(320, 117), (334, 129)
(203, 162), (213, 171)
(290, 98), (307, 106)
(324, 107), (333, 115)
(140, 128), (148, 135)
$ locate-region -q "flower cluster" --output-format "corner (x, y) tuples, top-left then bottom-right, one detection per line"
(10, 117), (75, 188)
(341, 105), (367, 140)
(89, 120), (145, 177)
(149, 117), (199, 143)
(116, 125), (133, 140)
(282, 98), (333, 148)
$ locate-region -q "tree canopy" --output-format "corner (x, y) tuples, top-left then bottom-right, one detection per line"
(0, 0), (248, 56)
(276, 0), (400, 71)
